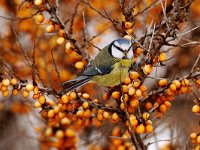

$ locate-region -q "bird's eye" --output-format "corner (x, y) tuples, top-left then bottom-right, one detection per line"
(111, 45), (125, 59)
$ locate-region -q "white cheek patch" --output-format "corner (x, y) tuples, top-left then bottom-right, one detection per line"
(127, 48), (133, 59)
(111, 45), (124, 59)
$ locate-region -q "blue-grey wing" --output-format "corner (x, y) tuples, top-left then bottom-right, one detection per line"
(83, 65), (113, 76)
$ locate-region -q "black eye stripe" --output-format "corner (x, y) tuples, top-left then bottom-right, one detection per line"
(113, 44), (124, 52)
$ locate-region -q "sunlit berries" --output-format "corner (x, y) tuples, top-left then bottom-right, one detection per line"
(2, 78), (10, 86)
(46, 24), (55, 33)
(75, 61), (84, 70)
(57, 37), (65, 45)
(159, 52), (167, 62)
(34, 0), (43, 6)
(143, 64), (153, 75)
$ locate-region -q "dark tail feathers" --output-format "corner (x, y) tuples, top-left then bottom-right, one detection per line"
(60, 76), (91, 94)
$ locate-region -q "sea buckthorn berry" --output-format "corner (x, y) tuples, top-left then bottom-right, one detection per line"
(180, 86), (187, 93)
(133, 79), (141, 88)
(103, 92), (110, 101)
(61, 95), (69, 103)
(45, 128), (52, 136)
(82, 93), (90, 99)
(60, 117), (71, 125)
(46, 24), (55, 33)
(159, 52), (167, 62)
(47, 109), (55, 118)
(120, 103), (125, 110)
(142, 112), (150, 120)
(197, 135), (200, 144)
(48, 100), (55, 107)
(129, 71), (139, 80)
(57, 37), (65, 45)
(172, 80), (181, 88)
(145, 102), (153, 110)
(128, 87), (136, 96)
(181, 79), (189, 86)
(122, 85), (129, 93)
(34, 0), (43, 6)
(126, 28), (133, 34)
(76, 110), (84, 118)
(58, 29), (65, 36)
(22, 90), (29, 98)
(1, 86), (7, 91)
(159, 104), (167, 113)
(192, 105), (200, 113)
(83, 109), (91, 118)
(65, 128), (76, 137)
(103, 111), (109, 119)
(136, 124), (145, 134)
(124, 77), (131, 85)
(36, 14), (44, 23)
(75, 61), (84, 70)
(2, 90), (9, 97)
(143, 64), (153, 75)
(55, 130), (64, 139)
(135, 89), (142, 97)
(65, 42), (72, 50)
(97, 113), (103, 121)
(12, 89), (19, 96)
(38, 95), (46, 104)
(169, 83), (176, 91)
(10, 78), (17, 85)
(111, 91), (121, 99)
(2, 78), (10, 86)
(146, 124), (153, 133)
(34, 86), (39, 94)
(159, 79), (167, 87)
(135, 47), (143, 55)
(69, 91), (77, 100)
(123, 35), (132, 40)
(82, 101), (89, 109)
(125, 22), (133, 29)
(130, 99), (139, 108)
(164, 101), (171, 109)
(190, 132), (197, 139)
(34, 101), (42, 108)
(111, 113), (119, 121)
(140, 85), (147, 92)
(26, 83), (34, 91)
(33, 94), (40, 99)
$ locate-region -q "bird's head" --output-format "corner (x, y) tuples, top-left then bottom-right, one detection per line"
(109, 38), (133, 59)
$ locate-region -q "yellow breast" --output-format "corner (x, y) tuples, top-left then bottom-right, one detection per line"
(92, 59), (133, 86)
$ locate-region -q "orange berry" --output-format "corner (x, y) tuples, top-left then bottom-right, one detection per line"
(145, 102), (153, 110)
(103, 111), (109, 119)
(159, 52), (167, 62)
(126, 28), (133, 34)
(133, 79), (141, 88)
(111, 113), (120, 121)
(76, 110), (84, 118)
(159, 104), (167, 113)
(140, 85), (147, 92)
(135, 47), (143, 55)
(34, 0), (43, 6)
(46, 24), (55, 33)
(143, 64), (153, 75)
(192, 105), (200, 113)
(135, 89), (142, 97)
(12, 89), (19, 96)
(2, 90), (9, 97)
(136, 124), (145, 134)
(83, 109), (91, 118)
(146, 124), (153, 133)
(197, 135), (200, 144)
(159, 79), (167, 87)
(57, 37), (65, 45)
(82, 93), (90, 99)
(75, 61), (84, 70)
(190, 132), (197, 139)
(22, 90), (29, 98)
(97, 113), (103, 121)
(69, 91), (77, 100)
(38, 95), (46, 104)
(181, 79), (189, 86)
(120, 103), (125, 110)
(26, 83), (34, 91)
(34, 86), (39, 94)
(130, 99), (139, 108)
(2, 78), (10, 86)
(172, 80), (181, 88)
(45, 128), (52, 136)
(129, 71), (139, 80)
(112, 126), (121, 136)
(128, 87), (136, 96)
(124, 77), (131, 85)
(169, 83), (176, 91)
(82, 101), (89, 109)
(103, 92), (110, 101)
(55, 130), (64, 139)
(60, 117), (71, 125)
(36, 14), (44, 23)
(142, 112), (150, 120)
(61, 95), (69, 103)
(65, 128), (76, 137)
(1, 86), (7, 91)
(65, 42), (72, 50)
(164, 101), (171, 109)
(10, 78), (17, 85)
(111, 91), (121, 99)
(122, 85), (129, 93)
(180, 86), (188, 93)
(123, 35), (132, 40)
(33, 93), (40, 99)
(47, 110), (55, 118)
(125, 22), (133, 29)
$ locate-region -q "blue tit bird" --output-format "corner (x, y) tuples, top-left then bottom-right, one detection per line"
(61, 38), (134, 94)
